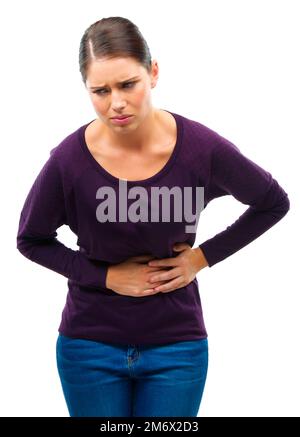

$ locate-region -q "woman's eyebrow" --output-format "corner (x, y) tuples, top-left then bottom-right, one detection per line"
(89, 76), (140, 89)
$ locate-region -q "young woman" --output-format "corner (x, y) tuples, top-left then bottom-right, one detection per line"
(16, 16), (290, 417)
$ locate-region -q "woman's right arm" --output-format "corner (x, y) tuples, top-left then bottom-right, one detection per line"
(16, 152), (109, 289)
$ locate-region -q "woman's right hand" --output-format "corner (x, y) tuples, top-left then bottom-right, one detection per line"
(105, 255), (170, 297)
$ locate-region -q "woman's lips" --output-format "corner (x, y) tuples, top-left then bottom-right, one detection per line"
(110, 115), (133, 125)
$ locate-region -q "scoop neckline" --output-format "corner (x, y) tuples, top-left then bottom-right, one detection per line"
(78, 109), (183, 186)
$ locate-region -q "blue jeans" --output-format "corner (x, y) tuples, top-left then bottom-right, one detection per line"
(56, 333), (208, 417)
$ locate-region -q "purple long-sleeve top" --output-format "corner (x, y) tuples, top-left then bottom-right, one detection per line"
(16, 110), (290, 345)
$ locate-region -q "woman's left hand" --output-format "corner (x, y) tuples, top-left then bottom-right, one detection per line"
(147, 243), (209, 293)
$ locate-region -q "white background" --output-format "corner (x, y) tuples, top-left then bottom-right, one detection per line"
(1, 0), (299, 417)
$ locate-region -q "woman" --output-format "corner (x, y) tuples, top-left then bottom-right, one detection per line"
(16, 16), (290, 417)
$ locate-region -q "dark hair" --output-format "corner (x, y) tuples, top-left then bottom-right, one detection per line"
(79, 16), (152, 84)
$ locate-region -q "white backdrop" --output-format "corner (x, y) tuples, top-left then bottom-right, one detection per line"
(1, 0), (299, 417)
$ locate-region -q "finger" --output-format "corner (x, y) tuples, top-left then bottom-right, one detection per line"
(149, 267), (181, 284)
(148, 258), (178, 268)
(153, 277), (184, 293)
(146, 279), (168, 287)
(142, 288), (160, 294)
(148, 266), (171, 273)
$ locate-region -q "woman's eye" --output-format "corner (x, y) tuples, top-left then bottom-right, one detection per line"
(93, 81), (136, 95)
(123, 81), (135, 88)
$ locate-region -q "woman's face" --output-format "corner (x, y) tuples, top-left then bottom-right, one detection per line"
(85, 56), (159, 132)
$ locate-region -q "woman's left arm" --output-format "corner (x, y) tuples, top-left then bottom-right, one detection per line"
(197, 137), (290, 268)
(147, 137), (290, 293)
